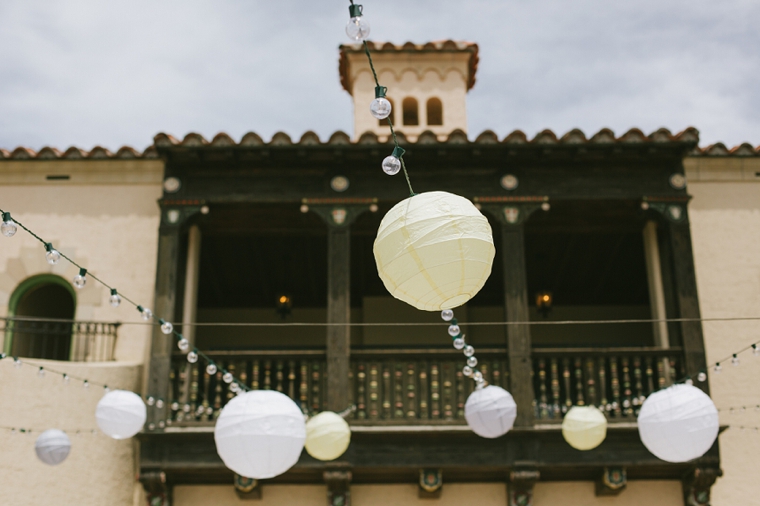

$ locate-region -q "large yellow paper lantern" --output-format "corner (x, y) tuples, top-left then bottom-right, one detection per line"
(562, 406), (608, 450)
(305, 411), (351, 461)
(373, 191), (495, 311)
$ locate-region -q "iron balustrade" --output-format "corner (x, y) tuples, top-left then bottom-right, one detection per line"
(531, 347), (684, 421)
(2, 317), (119, 362)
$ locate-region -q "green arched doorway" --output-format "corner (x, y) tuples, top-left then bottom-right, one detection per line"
(5, 275), (76, 360)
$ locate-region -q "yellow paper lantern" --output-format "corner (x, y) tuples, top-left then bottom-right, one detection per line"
(562, 406), (608, 451)
(305, 412), (351, 461)
(373, 191), (495, 311)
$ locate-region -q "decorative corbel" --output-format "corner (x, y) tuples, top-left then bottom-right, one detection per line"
(324, 468), (352, 506)
(683, 467), (722, 506)
(418, 469), (443, 499)
(596, 467), (627, 496)
(474, 196), (550, 227)
(508, 468), (540, 506)
(234, 474), (261, 500)
(301, 197), (378, 229)
(158, 198), (208, 230)
(140, 469), (171, 506)
(641, 196), (691, 224)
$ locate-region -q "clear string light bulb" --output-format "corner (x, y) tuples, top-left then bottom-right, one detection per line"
(1, 212), (17, 237)
(453, 337), (465, 350)
(187, 351), (198, 364)
(138, 306), (153, 321)
(345, 4), (370, 41)
(370, 86), (392, 120)
(463, 345), (475, 357)
(159, 320), (173, 335)
(73, 268), (87, 289)
(206, 363), (217, 375)
(109, 289), (121, 307)
(223, 372), (233, 384)
(382, 146), (404, 176)
(441, 310), (454, 322)
(177, 338), (189, 352)
(697, 371), (707, 382)
(467, 356), (478, 367)
(44, 243), (60, 265)
(447, 321), (461, 337)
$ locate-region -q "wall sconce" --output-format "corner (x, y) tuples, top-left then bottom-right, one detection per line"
(276, 295), (292, 319)
(536, 291), (553, 318)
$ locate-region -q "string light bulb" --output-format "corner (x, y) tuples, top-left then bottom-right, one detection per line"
(44, 243), (60, 265)
(370, 86), (392, 120)
(732, 354), (740, 366)
(109, 289), (121, 307)
(441, 310), (454, 322)
(223, 372), (233, 384)
(37, 367), (45, 378)
(697, 371), (707, 382)
(137, 306), (152, 321)
(1, 212), (17, 237)
(345, 4), (370, 41)
(463, 365), (473, 377)
(73, 268), (87, 289)
(159, 320), (173, 335)
(467, 356), (478, 367)
(206, 364), (217, 375)
(453, 337), (465, 350)
(463, 345), (475, 357)
(177, 338), (189, 352)
(187, 351), (198, 364)
(714, 363), (722, 374)
(753, 344), (760, 356)
(447, 321), (460, 337)
(382, 146), (404, 176)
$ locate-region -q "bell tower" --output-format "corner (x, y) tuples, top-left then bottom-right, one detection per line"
(339, 40), (479, 142)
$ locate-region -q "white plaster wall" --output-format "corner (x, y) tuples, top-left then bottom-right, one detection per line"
(686, 176), (760, 506)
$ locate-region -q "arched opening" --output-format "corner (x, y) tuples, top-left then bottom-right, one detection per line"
(426, 97), (443, 126)
(6, 275), (76, 360)
(378, 98), (395, 127)
(402, 97), (419, 126)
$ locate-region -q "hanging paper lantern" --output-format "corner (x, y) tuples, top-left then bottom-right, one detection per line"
(464, 385), (517, 439)
(562, 406), (607, 450)
(214, 390), (306, 479)
(638, 384), (719, 463)
(95, 389), (147, 440)
(305, 411), (351, 461)
(35, 429), (71, 466)
(373, 191), (495, 311)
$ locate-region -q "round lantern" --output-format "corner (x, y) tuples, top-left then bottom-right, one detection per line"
(638, 384), (719, 463)
(95, 389), (146, 439)
(373, 191), (495, 311)
(562, 406), (607, 450)
(464, 385), (517, 439)
(305, 411), (351, 461)
(214, 390), (306, 479)
(35, 429), (71, 466)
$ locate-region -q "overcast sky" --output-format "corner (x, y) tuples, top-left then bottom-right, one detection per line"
(1, 0), (758, 152)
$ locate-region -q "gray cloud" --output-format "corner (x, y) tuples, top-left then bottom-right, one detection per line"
(0, 0), (757, 151)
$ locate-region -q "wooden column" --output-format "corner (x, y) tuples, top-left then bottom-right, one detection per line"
(482, 200), (546, 427)
(145, 205), (202, 427)
(180, 224), (202, 406)
(642, 220), (670, 348)
(305, 200), (375, 412)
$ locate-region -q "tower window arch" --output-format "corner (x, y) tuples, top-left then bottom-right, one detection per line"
(5, 275), (76, 360)
(426, 97), (443, 126)
(402, 97), (419, 126)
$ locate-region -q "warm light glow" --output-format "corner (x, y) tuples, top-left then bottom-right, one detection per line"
(279, 295), (289, 304)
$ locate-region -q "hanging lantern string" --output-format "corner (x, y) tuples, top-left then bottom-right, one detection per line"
(718, 405), (760, 413)
(674, 341), (760, 387)
(0, 207), (250, 397)
(0, 353), (109, 390)
(0, 425), (101, 435)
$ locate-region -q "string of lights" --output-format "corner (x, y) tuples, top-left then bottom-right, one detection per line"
(0, 426), (101, 436)
(0, 208), (249, 397)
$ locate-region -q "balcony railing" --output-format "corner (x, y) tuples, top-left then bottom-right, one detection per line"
(2, 318), (119, 362)
(168, 346), (683, 425)
(532, 347), (684, 421)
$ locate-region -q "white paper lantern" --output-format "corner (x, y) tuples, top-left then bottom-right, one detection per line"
(214, 390), (306, 479)
(464, 385), (517, 438)
(373, 191), (495, 311)
(638, 384), (719, 463)
(562, 406), (607, 450)
(305, 411), (351, 461)
(95, 389), (147, 440)
(35, 429), (71, 466)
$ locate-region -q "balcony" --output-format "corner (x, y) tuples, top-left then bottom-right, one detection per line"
(2, 317), (119, 362)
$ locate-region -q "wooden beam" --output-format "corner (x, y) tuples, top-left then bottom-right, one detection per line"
(327, 226), (351, 412)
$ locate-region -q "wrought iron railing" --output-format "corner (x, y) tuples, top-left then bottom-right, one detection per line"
(532, 347), (684, 421)
(2, 317), (119, 362)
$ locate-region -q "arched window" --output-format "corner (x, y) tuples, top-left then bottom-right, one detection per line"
(426, 97), (443, 126)
(6, 275), (76, 360)
(378, 98), (395, 127)
(402, 97), (419, 126)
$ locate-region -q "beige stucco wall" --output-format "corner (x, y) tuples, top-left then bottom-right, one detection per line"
(686, 157), (760, 505)
(174, 481), (683, 506)
(0, 159), (163, 506)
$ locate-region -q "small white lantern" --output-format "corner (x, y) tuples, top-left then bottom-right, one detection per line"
(373, 191), (495, 311)
(214, 390), (306, 479)
(464, 385), (517, 439)
(562, 406), (607, 451)
(305, 411), (351, 461)
(638, 384), (719, 463)
(95, 389), (147, 440)
(35, 429), (71, 466)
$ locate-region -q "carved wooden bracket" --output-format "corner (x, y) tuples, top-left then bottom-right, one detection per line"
(234, 474), (261, 500)
(475, 196), (550, 227)
(140, 469), (171, 506)
(641, 196), (691, 224)
(419, 469), (443, 499)
(302, 198), (378, 229)
(324, 468), (352, 506)
(683, 467), (722, 506)
(158, 199), (207, 230)
(508, 469), (540, 506)
(596, 467), (627, 496)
